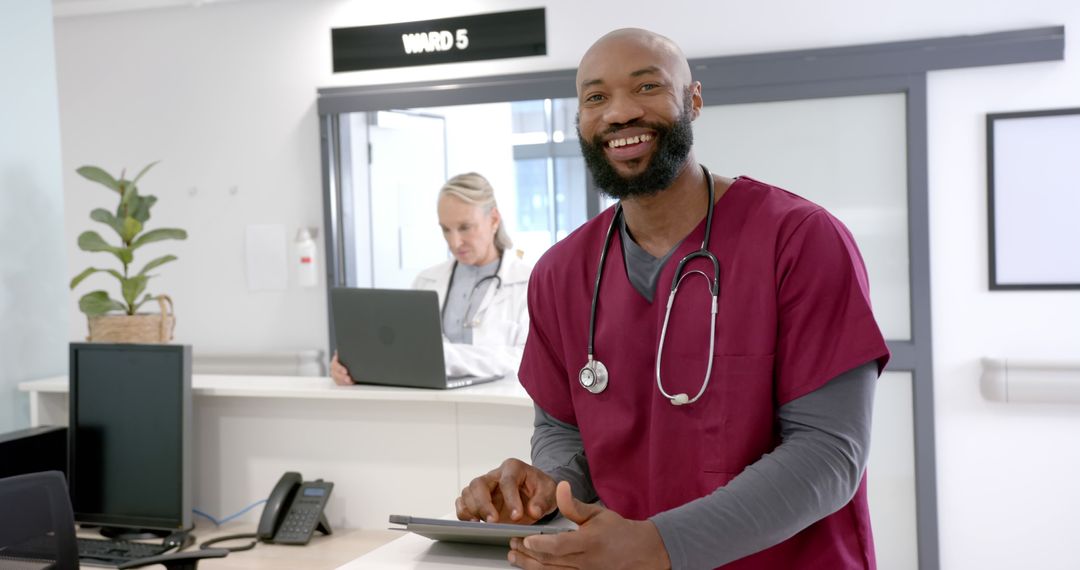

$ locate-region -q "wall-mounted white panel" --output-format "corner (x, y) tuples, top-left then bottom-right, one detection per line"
(991, 112), (1080, 286)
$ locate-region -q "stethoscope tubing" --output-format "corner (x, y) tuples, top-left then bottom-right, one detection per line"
(442, 254), (503, 327)
(587, 212), (621, 359)
(580, 164), (721, 405)
(655, 270), (719, 405)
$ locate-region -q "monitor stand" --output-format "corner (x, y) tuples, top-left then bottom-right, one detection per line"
(98, 526), (171, 540)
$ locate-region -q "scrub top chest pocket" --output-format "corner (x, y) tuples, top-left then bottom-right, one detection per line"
(699, 353), (776, 477)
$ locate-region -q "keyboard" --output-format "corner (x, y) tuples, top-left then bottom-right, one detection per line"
(76, 537), (171, 564)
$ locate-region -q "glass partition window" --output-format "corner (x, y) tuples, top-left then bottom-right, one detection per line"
(510, 98), (587, 254)
(338, 98), (587, 288)
(336, 94), (912, 341)
(868, 370), (918, 570)
(693, 93), (912, 340)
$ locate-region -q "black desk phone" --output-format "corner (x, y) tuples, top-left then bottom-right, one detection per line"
(258, 471), (334, 544)
(199, 471), (333, 552)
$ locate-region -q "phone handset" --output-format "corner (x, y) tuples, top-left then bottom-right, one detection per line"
(256, 471), (303, 540)
(199, 471), (334, 552)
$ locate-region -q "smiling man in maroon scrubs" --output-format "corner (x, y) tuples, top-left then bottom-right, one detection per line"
(456, 28), (890, 570)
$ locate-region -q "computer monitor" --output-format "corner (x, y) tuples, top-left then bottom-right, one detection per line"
(68, 343), (192, 535)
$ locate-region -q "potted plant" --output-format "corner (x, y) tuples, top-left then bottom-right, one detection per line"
(69, 162), (188, 343)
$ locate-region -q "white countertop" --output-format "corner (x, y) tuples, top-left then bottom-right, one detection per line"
(18, 374), (533, 407)
(337, 531), (514, 569)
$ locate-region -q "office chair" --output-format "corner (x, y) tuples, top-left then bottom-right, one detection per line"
(0, 471), (228, 570)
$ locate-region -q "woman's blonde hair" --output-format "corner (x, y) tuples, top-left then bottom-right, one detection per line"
(438, 172), (513, 253)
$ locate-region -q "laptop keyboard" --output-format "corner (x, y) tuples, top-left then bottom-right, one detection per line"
(76, 536), (171, 564)
(0, 536), (171, 567)
(446, 376), (473, 389)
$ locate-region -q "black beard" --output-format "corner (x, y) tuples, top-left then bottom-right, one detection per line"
(577, 101), (695, 200)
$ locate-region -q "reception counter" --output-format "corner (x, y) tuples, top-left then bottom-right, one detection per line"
(19, 375), (535, 530)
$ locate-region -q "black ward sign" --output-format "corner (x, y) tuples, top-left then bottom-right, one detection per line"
(331, 9), (546, 72)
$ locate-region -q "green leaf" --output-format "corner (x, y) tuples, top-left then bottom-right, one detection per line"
(76, 166), (120, 192)
(78, 290), (127, 316)
(70, 267), (97, 290)
(79, 232), (134, 265)
(130, 194), (157, 223)
(132, 161), (159, 184)
(69, 267), (124, 289)
(77, 231), (116, 253)
(120, 216), (143, 243)
(119, 180), (137, 211)
(137, 254), (177, 276)
(90, 208), (124, 238)
(121, 275), (148, 308)
(131, 228), (187, 250)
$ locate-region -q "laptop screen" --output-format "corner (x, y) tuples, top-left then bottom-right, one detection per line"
(331, 288), (450, 389)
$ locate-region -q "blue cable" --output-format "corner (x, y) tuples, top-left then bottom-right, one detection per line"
(193, 499), (267, 526)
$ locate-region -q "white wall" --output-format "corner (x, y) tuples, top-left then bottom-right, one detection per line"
(927, 47), (1080, 569)
(0, 0), (67, 432)
(52, 0), (1080, 567)
(56, 0), (332, 354)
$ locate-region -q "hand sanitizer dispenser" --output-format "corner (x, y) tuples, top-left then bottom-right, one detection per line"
(296, 228), (318, 287)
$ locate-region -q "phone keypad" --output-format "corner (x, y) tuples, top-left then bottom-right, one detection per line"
(274, 482), (332, 545)
(279, 503), (320, 540)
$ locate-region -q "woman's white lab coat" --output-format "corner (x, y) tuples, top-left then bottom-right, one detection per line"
(412, 250), (532, 378)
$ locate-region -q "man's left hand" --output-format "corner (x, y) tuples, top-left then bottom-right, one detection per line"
(508, 481), (671, 570)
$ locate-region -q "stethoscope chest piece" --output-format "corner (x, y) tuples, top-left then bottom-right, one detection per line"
(578, 358), (609, 394)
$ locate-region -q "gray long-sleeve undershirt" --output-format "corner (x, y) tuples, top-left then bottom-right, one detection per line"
(531, 362), (877, 570)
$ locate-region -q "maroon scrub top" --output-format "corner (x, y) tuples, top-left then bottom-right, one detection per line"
(519, 176), (890, 569)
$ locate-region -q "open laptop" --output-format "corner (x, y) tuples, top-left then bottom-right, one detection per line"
(330, 288), (501, 389)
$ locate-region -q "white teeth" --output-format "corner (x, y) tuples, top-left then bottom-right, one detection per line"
(607, 133), (653, 148)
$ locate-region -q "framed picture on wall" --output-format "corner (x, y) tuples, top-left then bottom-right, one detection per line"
(987, 107), (1080, 290)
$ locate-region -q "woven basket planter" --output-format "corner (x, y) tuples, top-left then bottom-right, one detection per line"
(86, 295), (175, 343)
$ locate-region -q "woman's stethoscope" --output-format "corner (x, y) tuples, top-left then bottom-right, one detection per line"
(442, 255), (503, 329)
(578, 165), (721, 406)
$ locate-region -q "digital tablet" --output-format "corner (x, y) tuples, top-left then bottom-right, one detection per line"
(388, 514), (575, 547)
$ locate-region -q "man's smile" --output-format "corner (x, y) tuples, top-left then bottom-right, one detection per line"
(606, 133), (654, 148)
(603, 131), (656, 161)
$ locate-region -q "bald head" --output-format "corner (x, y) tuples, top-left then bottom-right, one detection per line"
(576, 28), (693, 96)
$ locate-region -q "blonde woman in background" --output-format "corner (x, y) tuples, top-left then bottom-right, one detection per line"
(331, 172), (533, 383)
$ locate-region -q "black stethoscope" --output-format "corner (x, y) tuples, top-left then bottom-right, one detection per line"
(578, 165), (721, 406)
(442, 255), (503, 329)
